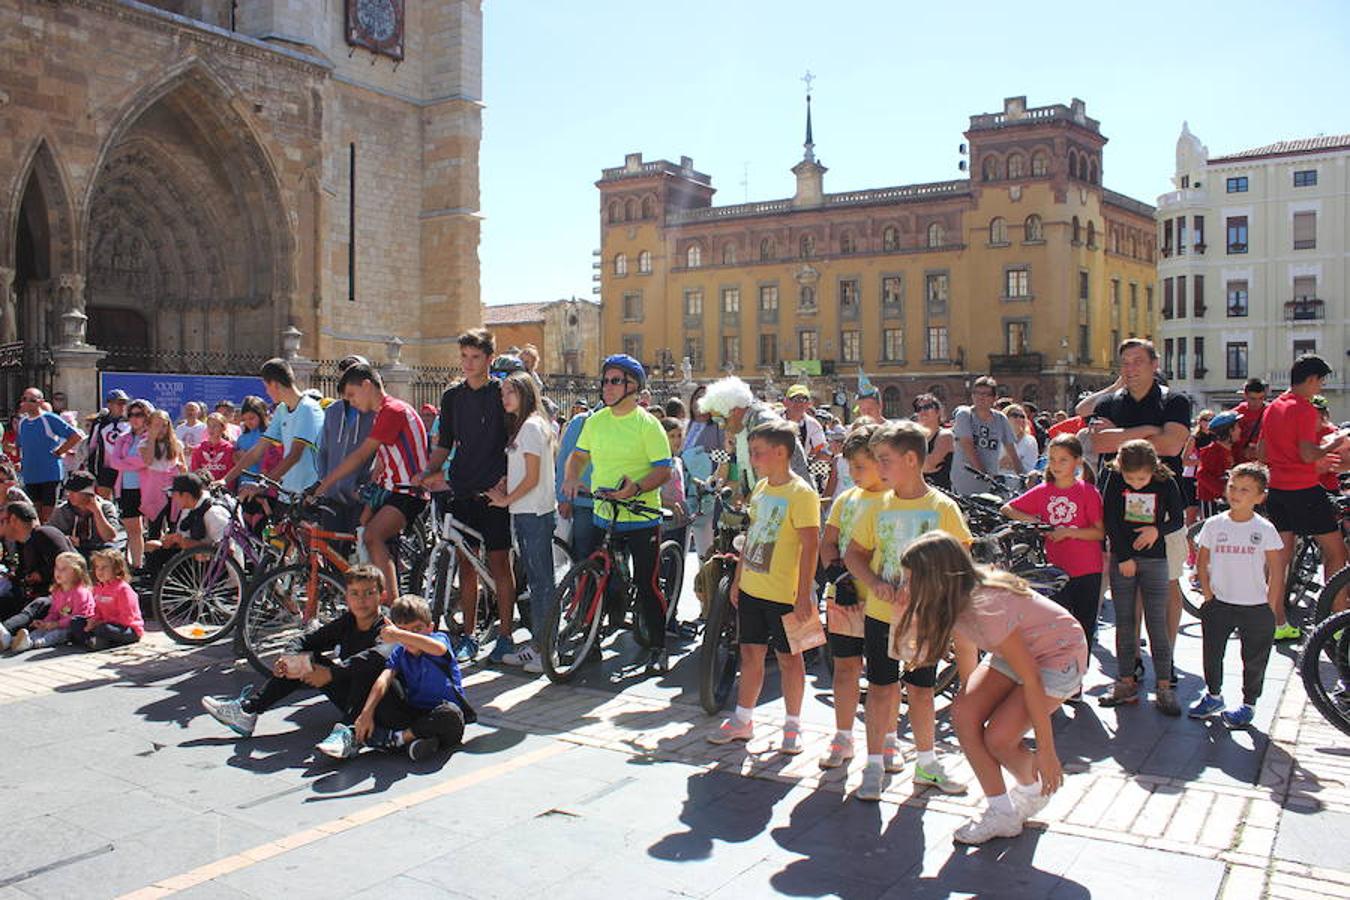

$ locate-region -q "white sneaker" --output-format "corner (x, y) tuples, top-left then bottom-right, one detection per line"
(504, 644), (542, 671)
(914, 758), (967, 795)
(883, 739), (906, 774)
(0, 623), (10, 650)
(855, 764), (885, 802)
(1011, 783), (1051, 820)
(954, 805), (1024, 845)
(10, 628), (32, 653)
(818, 737), (854, 770)
(201, 691), (258, 737)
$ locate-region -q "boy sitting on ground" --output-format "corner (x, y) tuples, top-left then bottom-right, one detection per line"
(319, 594), (475, 761)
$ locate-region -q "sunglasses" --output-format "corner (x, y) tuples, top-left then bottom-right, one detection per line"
(1008, 413), (1026, 420)
(915, 403), (939, 412)
(602, 376), (630, 387)
(129, 410), (147, 418)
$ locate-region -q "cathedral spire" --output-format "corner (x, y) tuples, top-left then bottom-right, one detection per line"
(791, 71), (826, 208)
(801, 70), (816, 162)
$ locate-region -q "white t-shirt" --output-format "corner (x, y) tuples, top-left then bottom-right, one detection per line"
(176, 421), (208, 450)
(1002, 432), (1039, 474)
(507, 415), (557, 516)
(1196, 511), (1282, 606)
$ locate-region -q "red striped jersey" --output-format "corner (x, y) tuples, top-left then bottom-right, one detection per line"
(371, 395), (429, 494)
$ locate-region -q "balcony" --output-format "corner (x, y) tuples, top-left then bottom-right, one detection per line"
(1194, 242), (1207, 255)
(1195, 366), (1209, 379)
(1285, 298), (1325, 321)
(988, 352), (1043, 374)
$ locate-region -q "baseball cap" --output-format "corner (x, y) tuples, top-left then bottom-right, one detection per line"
(64, 470), (97, 495)
(420, 403), (438, 417)
(826, 425), (847, 442)
(1244, 377), (1268, 393)
(786, 384), (811, 401)
(105, 389), (130, 402)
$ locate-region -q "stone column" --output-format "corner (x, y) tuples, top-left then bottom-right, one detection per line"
(0, 267), (17, 344)
(280, 325), (318, 389)
(51, 308), (106, 417)
(379, 336), (414, 400)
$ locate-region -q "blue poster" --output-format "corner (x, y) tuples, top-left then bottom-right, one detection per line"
(99, 372), (269, 415)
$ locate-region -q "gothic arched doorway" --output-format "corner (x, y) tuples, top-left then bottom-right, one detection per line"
(85, 64), (293, 371)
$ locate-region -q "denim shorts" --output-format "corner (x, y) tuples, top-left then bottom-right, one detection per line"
(1165, 529), (1188, 581)
(985, 655), (1084, 700)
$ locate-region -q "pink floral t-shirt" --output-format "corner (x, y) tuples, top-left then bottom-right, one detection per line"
(955, 586), (1088, 674)
(1007, 479), (1103, 577)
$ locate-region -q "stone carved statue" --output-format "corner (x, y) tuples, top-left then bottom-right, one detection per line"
(681, 356), (693, 385)
(0, 268), (16, 344)
(57, 273), (86, 315)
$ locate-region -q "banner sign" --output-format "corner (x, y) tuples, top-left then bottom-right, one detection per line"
(98, 372), (268, 415)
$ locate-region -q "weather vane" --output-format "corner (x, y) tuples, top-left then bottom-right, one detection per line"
(801, 70), (815, 97)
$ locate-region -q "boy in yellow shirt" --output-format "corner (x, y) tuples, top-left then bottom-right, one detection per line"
(708, 420), (821, 753)
(818, 424), (885, 769)
(845, 421), (973, 801)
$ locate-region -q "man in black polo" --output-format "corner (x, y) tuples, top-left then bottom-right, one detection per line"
(414, 328), (517, 665)
(1082, 338), (1192, 649)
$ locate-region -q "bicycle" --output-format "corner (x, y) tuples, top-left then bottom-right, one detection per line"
(697, 485), (750, 714)
(1298, 607), (1350, 737)
(149, 483), (283, 645)
(540, 492), (669, 683)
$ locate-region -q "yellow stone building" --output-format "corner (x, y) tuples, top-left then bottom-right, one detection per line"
(596, 96), (1159, 414)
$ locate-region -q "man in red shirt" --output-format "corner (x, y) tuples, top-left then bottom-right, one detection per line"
(314, 364), (429, 600)
(1261, 355), (1347, 639)
(1232, 377), (1269, 463)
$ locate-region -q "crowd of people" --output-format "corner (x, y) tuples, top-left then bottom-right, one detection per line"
(1, 330), (1345, 846)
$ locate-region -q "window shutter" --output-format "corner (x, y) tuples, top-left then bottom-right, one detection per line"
(1293, 212), (1316, 249)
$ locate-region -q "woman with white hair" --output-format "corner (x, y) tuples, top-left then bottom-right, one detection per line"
(699, 377), (811, 494)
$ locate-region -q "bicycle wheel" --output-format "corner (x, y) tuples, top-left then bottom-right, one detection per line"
(1285, 536), (1324, 619)
(1299, 608), (1350, 737)
(1314, 565), (1350, 628)
(422, 542), (455, 631)
(240, 565), (346, 676)
(151, 545), (246, 645)
(698, 573), (740, 715)
(540, 558), (606, 683)
(658, 539), (685, 626)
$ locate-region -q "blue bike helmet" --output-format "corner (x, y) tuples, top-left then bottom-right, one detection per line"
(601, 353), (646, 389)
(490, 354), (526, 378)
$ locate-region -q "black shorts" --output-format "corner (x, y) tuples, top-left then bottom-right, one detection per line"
(863, 615), (938, 687)
(96, 468), (119, 490)
(829, 631), (865, 658)
(374, 491), (428, 526)
(1266, 486), (1338, 537)
(118, 488), (142, 520)
(26, 481), (58, 507)
(448, 494), (511, 552)
(1181, 476), (1198, 508)
(736, 591), (791, 653)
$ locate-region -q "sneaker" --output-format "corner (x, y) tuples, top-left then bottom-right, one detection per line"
(1133, 657), (1146, 681)
(883, 740), (905, 774)
(1221, 704), (1255, 728)
(0, 622), (9, 650)
(818, 737), (854, 770)
(1188, 693), (1225, 719)
(1011, 782), (1050, 821)
(408, 737), (440, 762)
(454, 636), (479, 664)
(914, 759), (967, 795)
(523, 653), (544, 675)
(1098, 679), (1140, 708)
(201, 687), (258, 737)
(488, 637), (517, 665)
(953, 805), (1024, 845)
(780, 728), (803, 756)
(1274, 623), (1302, 642)
(86, 635), (110, 652)
(503, 644), (540, 668)
(10, 628), (32, 653)
(856, 764), (885, 802)
(1155, 684), (1181, 717)
(364, 726), (401, 752)
(707, 716), (753, 745)
(316, 724), (358, 759)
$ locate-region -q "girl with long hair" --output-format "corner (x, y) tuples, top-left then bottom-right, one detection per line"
(913, 393), (953, 490)
(895, 531), (1087, 845)
(108, 399), (154, 567)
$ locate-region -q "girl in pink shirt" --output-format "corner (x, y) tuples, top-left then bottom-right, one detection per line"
(1002, 433), (1105, 646)
(190, 414), (237, 485)
(11, 552), (96, 652)
(76, 549), (143, 650)
(894, 531), (1087, 846)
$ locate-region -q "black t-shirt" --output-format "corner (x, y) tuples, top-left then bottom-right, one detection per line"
(1093, 384), (1192, 477)
(291, 609), (388, 659)
(437, 378), (508, 494)
(21, 525), (75, 598)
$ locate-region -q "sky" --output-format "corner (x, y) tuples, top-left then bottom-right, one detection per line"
(479, 0), (1350, 307)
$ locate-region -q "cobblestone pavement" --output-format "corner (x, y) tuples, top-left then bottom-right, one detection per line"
(0, 588), (1345, 898)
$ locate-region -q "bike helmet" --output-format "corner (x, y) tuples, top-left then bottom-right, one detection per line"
(1208, 410), (1240, 432)
(490, 354), (526, 377)
(601, 353), (646, 389)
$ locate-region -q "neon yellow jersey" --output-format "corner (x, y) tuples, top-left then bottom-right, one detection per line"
(826, 486), (886, 608)
(576, 406), (671, 526)
(739, 475), (821, 605)
(849, 488), (971, 623)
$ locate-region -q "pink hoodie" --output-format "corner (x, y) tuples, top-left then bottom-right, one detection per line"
(90, 580), (144, 636)
(108, 430), (179, 521)
(42, 586), (95, 629)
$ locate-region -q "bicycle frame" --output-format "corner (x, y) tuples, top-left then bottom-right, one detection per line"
(434, 512), (497, 591)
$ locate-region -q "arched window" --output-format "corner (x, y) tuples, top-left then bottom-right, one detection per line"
(760, 238), (775, 261)
(1072, 216), (1081, 244)
(799, 285), (816, 310)
(1077, 155), (1088, 181)
(927, 222), (945, 248)
(1006, 153), (1026, 179)
(722, 243), (736, 265)
(641, 195), (656, 219)
(624, 198), (636, 221)
(1088, 159), (1099, 184)
(839, 231), (855, 255)
(1086, 221), (1096, 248)
(607, 201), (620, 224)
(799, 233), (815, 258)
(1111, 230), (1121, 254)
(1031, 151), (1048, 176)
(1129, 234), (1138, 258)
(686, 244), (701, 268)
(637, 250), (652, 274)
(614, 253), (628, 276)
(882, 225), (900, 252)
(989, 217), (1008, 244)
(1024, 215), (1043, 242)
(882, 386), (904, 420)
(982, 156), (1000, 182)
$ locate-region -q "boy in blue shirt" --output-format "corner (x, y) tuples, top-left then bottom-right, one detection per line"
(320, 594), (474, 761)
(16, 388), (83, 520)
